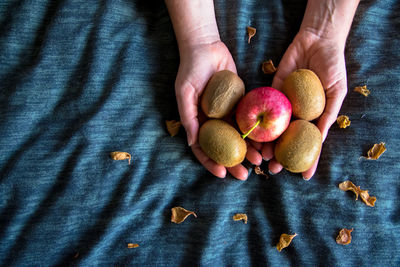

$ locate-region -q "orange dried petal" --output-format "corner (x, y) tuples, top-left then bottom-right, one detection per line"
(359, 190), (377, 207)
(171, 207), (197, 224)
(110, 151), (132, 165)
(276, 233), (297, 252)
(336, 228), (353, 245)
(339, 181), (360, 200)
(127, 243), (139, 248)
(262, 60), (277, 74)
(247, 26), (256, 43)
(354, 85), (370, 96)
(166, 120), (182, 137)
(254, 166), (269, 178)
(364, 142), (386, 160)
(233, 213), (248, 224)
(337, 115), (351, 129)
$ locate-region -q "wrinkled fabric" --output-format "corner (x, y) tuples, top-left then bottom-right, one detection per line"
(0, 0), (399, 266)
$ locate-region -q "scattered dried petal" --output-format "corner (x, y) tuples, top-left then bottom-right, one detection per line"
(354, 85), (370, 96)
(339, 181), (360, 200)
(166, 120), (182, 137)
(276, 233), (297, 252)
(337, 115), (351, 128)
(336, 228), (353, 245)
(247, 26), (256, 43)
(127, 243), (139, 248)
(110, 151), (131, 164)
(171, 207), (197, 224)
(363, 142), (386, 160)
(233, 213), (248, 224)
(339, 180), (377, 207)
(262, 59), (277, 74)
(74, 252), (79, 259)
(359, 190), (377, 207)
(254, 166), (269, 178)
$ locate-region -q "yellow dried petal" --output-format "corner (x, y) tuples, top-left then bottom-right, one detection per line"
(127, 243), (139, 248)
(247, 26), (256, 43)
(254, 166), (269, 178)
(339, 181), (360, 200)
(233, 213), (248, 224)
(364, 142), (386, 160)
(337, 115), (351, 129)
(354, 85), (370, 96)
(276, 233), (297, 252)
(336, 228), (353, 245)
(359, 190), (377, 207)
(166, 120), (182, 137)
(262, 60), (277, 74)
(171, 207), (197, 224)
(110, 151), (131, 165)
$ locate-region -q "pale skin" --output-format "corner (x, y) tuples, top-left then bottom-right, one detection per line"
(165, 0), (360, 180)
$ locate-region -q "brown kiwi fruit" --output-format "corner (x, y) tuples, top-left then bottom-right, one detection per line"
(274, 120), (322, 173)
(282, 69), (325, 121)
(201, 70), (245, 118)
(199, 119), (247, 167)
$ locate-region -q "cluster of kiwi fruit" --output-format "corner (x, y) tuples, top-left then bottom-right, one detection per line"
(198, 70), (247, 167)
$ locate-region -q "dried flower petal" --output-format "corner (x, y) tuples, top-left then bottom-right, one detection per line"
(74, 252), (79, 259)
(166, 120), (182, 137)
(233, 213), (248, 224)
(354, 85), (370, 96)
(110, 151), (131, 165)
(339, 180), (376, 207)
(254, 166), (269, 178)
(337, 115), (351, 128)
(127, 243), (139, 248)
(363, 142), (386, 160)
(339, 181), (360, 200)
(336, 228), (353, 245)
(262, 59), (277, 74)
(359, 190), (377, 207)
(276, 233), (297, 252)
(171, 207), (197, 224)
(247, 26), (256, 43)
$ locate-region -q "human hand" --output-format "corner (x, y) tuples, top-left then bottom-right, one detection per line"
(260, 29), (348, 179)
(176, 41), (262, 180)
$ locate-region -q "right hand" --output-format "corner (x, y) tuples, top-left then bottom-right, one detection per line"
(175, 40), (262, 180)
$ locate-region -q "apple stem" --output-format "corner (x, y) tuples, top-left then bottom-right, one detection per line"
(242, 118), (262, 139)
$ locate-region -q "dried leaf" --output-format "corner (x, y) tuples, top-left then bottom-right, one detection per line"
(247, 26), (256, 43)
(110, 151), (131, 164)
(166, 120), (182, 137)
(337, 115), (351, 129)
(276, 233), (297, 252)
(74, 252), (79, 259)
(336, 228), (353, 245)
(339, 180), (376, 207)
(127, 243), (139, 248)
(354, 85), (370, 96)
(363, 142), (386, 160)
(359, 190), (377, 207)
(262, 59), (277, 74)
(233, 213), (248, 224)
(171, 207), (197, 224)
(339, 181), (360, 200)
(254, 166), (269, 178)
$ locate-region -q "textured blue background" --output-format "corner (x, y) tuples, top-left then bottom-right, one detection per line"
(0, 0), (399, 266)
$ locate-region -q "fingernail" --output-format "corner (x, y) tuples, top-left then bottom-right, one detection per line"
(263, 156), (272, 161)
(268, 170), (276, 175)
(303, 176), (311, 181)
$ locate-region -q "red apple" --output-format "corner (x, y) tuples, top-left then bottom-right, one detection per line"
(235, 87), (292, 142)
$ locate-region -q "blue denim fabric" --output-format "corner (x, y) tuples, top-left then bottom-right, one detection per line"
(0, 0), (399, 266)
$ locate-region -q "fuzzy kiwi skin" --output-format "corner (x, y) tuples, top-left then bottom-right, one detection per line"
(274, 120), (322, 173)
(282, 69), (325, 121)
(201, 70), (245, 118)
(199, 119), (247, 167)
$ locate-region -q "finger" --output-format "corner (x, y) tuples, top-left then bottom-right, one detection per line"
(191, 143), (226, 178)
(272, 45), (298, 91)
(268, 158), (283, 175)
(227, 164), (249, 181)
(246, 142), (263, 166)
(261, 142), (275, 161)
(302, 153), (320, 180)
(248, 139), (263, 151)
(175, 82), (200, 146)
